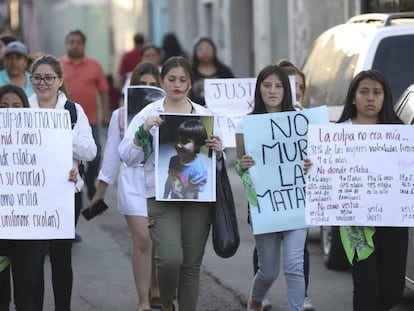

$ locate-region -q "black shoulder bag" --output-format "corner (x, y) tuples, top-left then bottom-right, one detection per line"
(211, 159), (240, 258)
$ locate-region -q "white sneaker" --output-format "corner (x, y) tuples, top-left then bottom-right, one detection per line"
(262, 295), (272, 310)
(304, 296), (314, 310)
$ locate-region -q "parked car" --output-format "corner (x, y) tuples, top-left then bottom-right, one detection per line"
(302, 12), (414, 121)
(301, 12), (414, 302)
(394, 84), (414, 300)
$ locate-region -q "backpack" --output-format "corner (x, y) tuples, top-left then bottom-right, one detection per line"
(64, 100), (85, 177)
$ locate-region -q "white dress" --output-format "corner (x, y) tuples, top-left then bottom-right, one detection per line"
(98, 108), (147, 216)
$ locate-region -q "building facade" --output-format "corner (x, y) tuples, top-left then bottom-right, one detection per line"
(4, 0), (414, 81)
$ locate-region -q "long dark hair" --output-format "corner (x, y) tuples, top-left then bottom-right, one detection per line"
(161, 33), (187, 63)
(0, 84), (29, 107)
(252, 65), (294, 114)
(337, 70), (402, 124)
(191, 37), (224, 71)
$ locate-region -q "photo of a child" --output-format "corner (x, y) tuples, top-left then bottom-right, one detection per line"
(156, 114), (215, 201)
(163, 119), (207, 199)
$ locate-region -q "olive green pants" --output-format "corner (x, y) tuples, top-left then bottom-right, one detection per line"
(147, 199), (211, 311)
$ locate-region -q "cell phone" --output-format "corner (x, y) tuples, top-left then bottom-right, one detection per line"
(81, 199), (109, 221)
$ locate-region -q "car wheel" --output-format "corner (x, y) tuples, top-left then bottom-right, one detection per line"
(320, 226), (350, 270)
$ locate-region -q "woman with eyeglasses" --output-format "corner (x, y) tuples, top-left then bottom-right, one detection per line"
(0, 83), (79, 310)
(28, 54), (96, 311)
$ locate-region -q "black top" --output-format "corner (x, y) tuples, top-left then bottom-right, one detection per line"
(190, 64), (234, 106)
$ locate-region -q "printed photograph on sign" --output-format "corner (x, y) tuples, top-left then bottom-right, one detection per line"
(155, 114), (216, 202)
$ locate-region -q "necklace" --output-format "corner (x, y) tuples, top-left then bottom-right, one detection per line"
(164, 99), (194, 114)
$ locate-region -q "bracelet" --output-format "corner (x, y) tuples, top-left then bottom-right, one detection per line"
(134, 124), (153, 162)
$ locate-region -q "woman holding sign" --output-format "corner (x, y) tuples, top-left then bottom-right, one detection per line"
(29, 54), (96, 311)
(236, 65), (307, 311)
(119, 56), (223, 311)
(0, 84), (45, 311)
(90, 61), (163, 311)
(0, 83), (79, 311)
(337, 70), (407, 311)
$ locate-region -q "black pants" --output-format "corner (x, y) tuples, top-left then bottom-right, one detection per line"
(0, 262), (10, 310)
(83, 124), (101, 197)
(48, 192), (82, 311)
(351, 227), (408, 311)
(0, 240), (46, 311)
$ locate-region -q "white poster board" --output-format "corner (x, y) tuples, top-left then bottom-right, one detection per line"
(0, 108), (74, 239)
(204, 78), (256, 147)
(306, 124), (414, 227)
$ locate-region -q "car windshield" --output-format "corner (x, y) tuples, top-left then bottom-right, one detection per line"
(372, 34), (414, 104)
(302, 29), (363, 109)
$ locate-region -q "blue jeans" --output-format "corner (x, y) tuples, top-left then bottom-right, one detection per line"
(251, 228), (307, 311)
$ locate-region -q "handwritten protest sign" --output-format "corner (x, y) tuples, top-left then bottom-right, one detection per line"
(204, 78), (256, 147)
(243, 106), (329, 234)
(0, 108), (74, 239)
(306, 124), (414, 227)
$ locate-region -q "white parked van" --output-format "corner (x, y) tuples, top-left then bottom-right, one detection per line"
(302, 12), (414, 121)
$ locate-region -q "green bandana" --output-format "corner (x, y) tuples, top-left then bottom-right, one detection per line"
(0, 256), (10, 272)
(340, 226), (375, 264)
(134, 124), (153, 162)
(236, 158), (258, 207)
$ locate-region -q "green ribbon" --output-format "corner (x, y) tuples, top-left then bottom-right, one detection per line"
(0, 256), (10, 272)
(134, 124), (153, 162)
(236, 158), (258, 207)
(340, 226), (375, 264)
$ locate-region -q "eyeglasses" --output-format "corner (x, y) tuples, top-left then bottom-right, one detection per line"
(30, 75), (58, 86)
